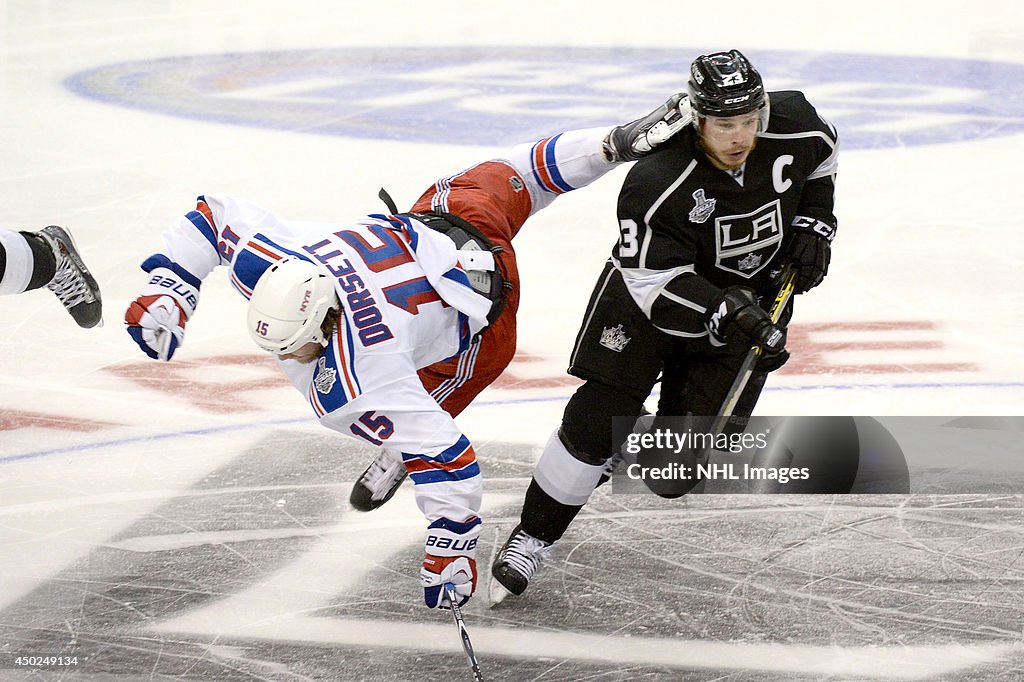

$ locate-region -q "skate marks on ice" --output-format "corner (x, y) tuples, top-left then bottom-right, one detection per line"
(502, 494), (1024, 680)
(0, 431), (1021, 680)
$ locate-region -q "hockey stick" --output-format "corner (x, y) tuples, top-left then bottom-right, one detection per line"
(710, 265), (797, 432)
(444, 583), (485, 681)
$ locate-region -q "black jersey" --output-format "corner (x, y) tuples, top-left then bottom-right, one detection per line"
(612, 90), (838, 340)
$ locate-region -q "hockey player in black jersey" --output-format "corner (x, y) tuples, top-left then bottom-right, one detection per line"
(492, 49), (839, 599)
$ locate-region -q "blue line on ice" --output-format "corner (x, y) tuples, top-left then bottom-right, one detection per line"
(3, 380), (1023, 464)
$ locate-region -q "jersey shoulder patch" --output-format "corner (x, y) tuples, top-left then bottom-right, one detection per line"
(308, 315), (362, 418)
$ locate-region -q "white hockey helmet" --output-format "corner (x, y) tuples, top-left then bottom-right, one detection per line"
(246, 257), (340, 355)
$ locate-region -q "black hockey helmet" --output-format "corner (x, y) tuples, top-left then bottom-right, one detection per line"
(688, 50), (769, 128)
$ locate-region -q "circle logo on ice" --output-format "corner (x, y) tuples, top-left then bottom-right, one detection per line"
(65, 47), (1024, 149)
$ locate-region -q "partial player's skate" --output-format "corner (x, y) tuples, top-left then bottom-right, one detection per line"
(603, 93), (690, 162)
(38, 225), (103, 328)
(489, 523), (551, 602)
(349, 449), (408, 512)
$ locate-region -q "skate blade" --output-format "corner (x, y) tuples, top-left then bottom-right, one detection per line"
(488, 576), (514, 606)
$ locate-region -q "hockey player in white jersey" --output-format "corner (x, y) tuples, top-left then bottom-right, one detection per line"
(124, 98), (689, 609)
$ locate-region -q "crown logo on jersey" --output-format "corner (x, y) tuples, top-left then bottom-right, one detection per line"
(738, 252), (763, 271)
(314, 356), (337, 395)
(599, 324), (631, 352)
(689, 189), (716, 224)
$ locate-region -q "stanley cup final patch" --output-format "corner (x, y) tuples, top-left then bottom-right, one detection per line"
(688, 189), (716, 224)
(314, 356), (338, 394)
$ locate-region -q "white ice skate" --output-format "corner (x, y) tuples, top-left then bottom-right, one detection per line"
(349, 449), (407, 512)
(604, 93), (691, 162)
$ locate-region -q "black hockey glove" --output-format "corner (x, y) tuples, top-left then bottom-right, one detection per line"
(706, 286), (786, 355)
(784, 228), (831, 294)
(756, 346), (790, 373)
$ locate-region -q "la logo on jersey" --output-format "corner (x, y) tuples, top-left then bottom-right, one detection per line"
(715, 200), (783, 278)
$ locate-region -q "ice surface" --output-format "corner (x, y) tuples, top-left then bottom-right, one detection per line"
(1, 1), (1022, 679)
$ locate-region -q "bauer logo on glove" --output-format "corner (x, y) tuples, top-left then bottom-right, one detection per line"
(125, 255), (201, 361)
(420, 517), (481, 609)
(146, 273), (198, 309)
(425, 533), (478, 553)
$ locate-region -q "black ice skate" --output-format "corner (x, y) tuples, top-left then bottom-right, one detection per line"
(38, 225), (103, 328)
(603, 93), (690, 162)
(490, 523), (552, 602)
(349, 449), (408, 512)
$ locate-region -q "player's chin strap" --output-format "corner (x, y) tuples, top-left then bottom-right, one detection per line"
(378, 188), (511, 329)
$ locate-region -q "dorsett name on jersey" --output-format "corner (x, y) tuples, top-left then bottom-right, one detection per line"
(303, 227), (404, 348)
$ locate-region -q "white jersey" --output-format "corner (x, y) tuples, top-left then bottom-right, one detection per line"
(145, 128), (622, 526)
(153, 193), (492, 524)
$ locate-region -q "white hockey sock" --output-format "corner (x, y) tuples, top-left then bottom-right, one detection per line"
(0, 228), (35, 295)
(507, 126), (617, 215)
(532, 428), (606, 506)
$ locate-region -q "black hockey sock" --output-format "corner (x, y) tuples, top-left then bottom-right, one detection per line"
(520, 478), (584, 545)
(19, 231), (56, 290)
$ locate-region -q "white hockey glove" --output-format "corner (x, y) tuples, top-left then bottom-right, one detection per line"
(420, 517), (480, 609)
(124, 255), (200, 361)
